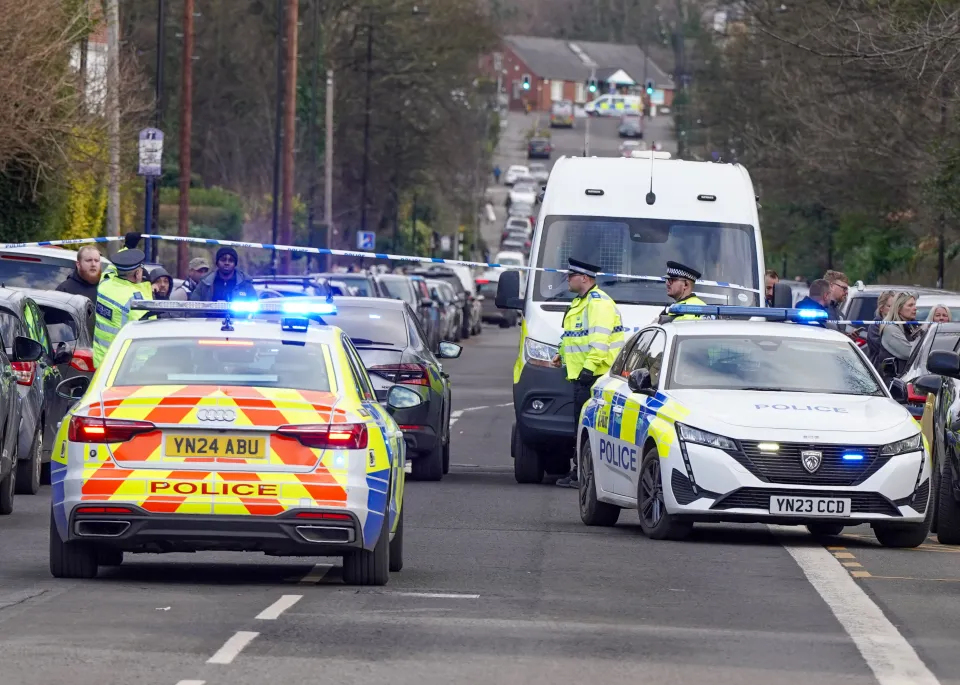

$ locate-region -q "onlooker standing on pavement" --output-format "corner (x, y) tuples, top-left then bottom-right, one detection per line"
(170, 257), (210, 301)
(879, 292), (923, 376)
(823, 270), (850, 326)
(866, 290), (895, 366)
(795, 279), (831, 316)
(189, 247), (256, 302)
(927, 304), (952, 323)
(150, 267), (173, 301)
(56, 246), (101, 304)
(764, 269), (779, 307)
(493, 165), (501, 184)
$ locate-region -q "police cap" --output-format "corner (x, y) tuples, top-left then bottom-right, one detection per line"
(568, 257), (600, 278)
(113, 248), (146, 272)
(664, 260), (701, 282)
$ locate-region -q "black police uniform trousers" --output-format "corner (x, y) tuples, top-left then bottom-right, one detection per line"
(570, 375), (598, 466)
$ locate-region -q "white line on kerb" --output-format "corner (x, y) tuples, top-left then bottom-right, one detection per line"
(255, 594), (302, 620)
(299, 563), (334, 584)
(207, 631), (259, 665)
(772, 527), (941, 685)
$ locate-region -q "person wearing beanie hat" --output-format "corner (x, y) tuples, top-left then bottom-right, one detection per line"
(189, 245), (256, 302)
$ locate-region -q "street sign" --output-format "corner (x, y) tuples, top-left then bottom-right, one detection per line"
(138, 128), (163, 177)
(357, 231), (376, 250)
(440, 235), (451, 252)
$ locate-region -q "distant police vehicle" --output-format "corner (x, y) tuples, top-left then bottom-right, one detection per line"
(577, 306), (933, 548)
(496, 153), (789, 484)
(49, 300), (409, 585)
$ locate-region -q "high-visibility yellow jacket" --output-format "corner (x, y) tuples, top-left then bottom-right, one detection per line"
(660, 294), (708, 322)
(559, 286), (625, 380)
(93, 271), (153, 368)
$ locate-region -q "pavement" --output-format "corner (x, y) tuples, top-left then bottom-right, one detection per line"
(2, 325), (960, 684)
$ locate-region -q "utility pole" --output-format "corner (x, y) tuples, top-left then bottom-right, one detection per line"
(279, 0), (299, 274)
(360, 9), (374, 249)
(177, 0), (194, 276)
(270, 0), (285, 274)
(150, 0), (166, 261)
(939, 78), (949, 289)
(324, 67), (334, 268)
(306, 0), (320, 272)
(105, 0), (120, 239)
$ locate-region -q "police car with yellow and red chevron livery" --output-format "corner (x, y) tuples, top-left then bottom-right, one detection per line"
(577, 305), (933, 547)
(49, 299), (413, 585)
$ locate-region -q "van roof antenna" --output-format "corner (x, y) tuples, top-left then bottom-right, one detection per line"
(645, 153), (656, 205)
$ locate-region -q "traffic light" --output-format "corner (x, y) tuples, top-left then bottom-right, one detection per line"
(645, 79), (655, 95)
(587, 78), (597, 94)
(521, 75), (530, 91)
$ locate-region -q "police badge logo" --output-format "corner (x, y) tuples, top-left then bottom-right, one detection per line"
(800, 450), (822, 474)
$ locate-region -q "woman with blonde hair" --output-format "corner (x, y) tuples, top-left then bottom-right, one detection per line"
(879, 292), (923, 374)
(926, 304), (952, 323)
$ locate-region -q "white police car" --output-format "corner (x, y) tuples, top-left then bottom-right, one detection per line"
(577, 305), (932, 547)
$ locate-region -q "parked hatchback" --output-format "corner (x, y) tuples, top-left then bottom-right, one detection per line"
(13, 289), (95, 383)
(0, 335), (43, 514)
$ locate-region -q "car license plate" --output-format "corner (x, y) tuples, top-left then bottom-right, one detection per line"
(164, 434), (267, 459)
(769, 496), (851, 517)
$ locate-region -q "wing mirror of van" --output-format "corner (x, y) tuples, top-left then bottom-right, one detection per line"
(495, 270), (524, 310)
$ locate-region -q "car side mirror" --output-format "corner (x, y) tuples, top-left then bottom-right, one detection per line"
(914, 374), (942, 396)
(56, 375), (89, 402)
(385, 384), (423, 412)
(927, 349), (960, 378)
(53, 341), (73, 365)
(889, 378), (909, 404)
(12, 336), (43, 363)
(880, 357), (898, 378)
(628, 368), (654, 395)
(771, 282), (794, 308)
(438, 341), (462, 359)
(495, 270), (523, 310)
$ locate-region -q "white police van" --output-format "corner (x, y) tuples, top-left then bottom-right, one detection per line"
(495, 153), (783, 483)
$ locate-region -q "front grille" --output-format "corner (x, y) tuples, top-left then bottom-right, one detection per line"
(734, 442), (887, 487)
(894, 479), (930, 514)
(670, 469), (719, 505)
(712, 488), (901, 517)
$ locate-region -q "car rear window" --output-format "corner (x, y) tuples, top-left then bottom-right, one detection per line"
(379, 277), (416, 305)
(915, 305), (960, 321)
(335, 276), (372, 296)
(112, 338), (332, 390)
(476, 281), (498, 297)
(329, 307), (408, 347)
(845, 295), (879, 321)
(0, 255), (74, 289)
(37, 305), (79, 344)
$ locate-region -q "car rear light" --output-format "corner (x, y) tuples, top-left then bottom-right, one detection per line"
(369, 363), (430, 385)
(68, 415), (157, 443)
(10, 361), (35, 385)
(476, 279), (489, 285)
(294, 511), (353, 521)
(906, 383), (929, 403)
(277, 423), (368, 449)
(398, 424), (424, 431)
(76, 505), (135, 514)
(70, 347), (95, 372)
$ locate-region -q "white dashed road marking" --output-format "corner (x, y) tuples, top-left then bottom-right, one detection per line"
(389, 591), (481, 599)
(175, 681), (206, 685)
(207, 631), (259, 665)
(772, 526), (941, 685)
(255, 594), (302, 620)
(450, 402), (513, 428)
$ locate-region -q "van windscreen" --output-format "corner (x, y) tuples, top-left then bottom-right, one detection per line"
(534, 216), (759, 306)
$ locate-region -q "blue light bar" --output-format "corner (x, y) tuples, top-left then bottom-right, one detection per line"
(229, 300), (261, 313)
(667, 304), (829, 322)
(843, 453), (864, 461)
(281, 300), (337, 315)
(130, 299), (337, 317)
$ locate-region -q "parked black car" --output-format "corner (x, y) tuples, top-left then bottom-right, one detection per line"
(0, 335), (43, 514)
(411, 266), (480, 339)
(311, 296), (460, 481)
(902, 348), (960, 544)
(14, 289), (95, 384)
(0, 289), (71, 494)
(312, 272), (384, 297)
(251, 276), (341, 299)
(373, 273), (441, 343)
(892, 322), (960, 419)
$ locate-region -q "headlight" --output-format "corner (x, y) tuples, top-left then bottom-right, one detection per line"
(676, 422), (737, 451)
(524, 337), (558, 368)
(880, 433), (922, 456)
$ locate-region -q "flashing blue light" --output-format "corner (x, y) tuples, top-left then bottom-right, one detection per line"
(843, 453), (865, 461)
(281, 301), (337, 315)
(667, 304), (831, 324)
(795, 308), (828, 319)
(229, 300), (260, 313)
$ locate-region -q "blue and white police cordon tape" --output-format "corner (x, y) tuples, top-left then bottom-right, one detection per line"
(0, 233), (762, 295)
(667, 304), (939, 326)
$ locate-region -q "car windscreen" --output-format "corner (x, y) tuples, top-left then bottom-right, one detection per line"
(379, 277), (416, 305)
(667, 336), (883, 396)
(0, 255), (74, 289)
(476, 281), (498, 297)
(534, 215), (759, 307)
(497, 256), (523, 266)
(845, 295), (879, 321)
(111, 338), (332, 390)
(329, 307), (408, 347)
(334, 276), (372, 296)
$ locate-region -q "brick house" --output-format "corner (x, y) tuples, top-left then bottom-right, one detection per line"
(488, 36), (675, 112)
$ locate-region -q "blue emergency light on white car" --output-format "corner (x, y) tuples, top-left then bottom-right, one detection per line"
(667, 304), (829, 322)
(131, 299), (337, 316)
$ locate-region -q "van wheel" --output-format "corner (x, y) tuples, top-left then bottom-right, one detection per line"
(579, 438), (620, 526)
(389, 506), (404, 572)
(512, 424), (544, 484)
(49, 510), (98, 578)
(342, 511), (390, 586)
(937, 462), (960, 544)
(637, 448), (692, 540)
(16, 426), (42, 495)
(0, 461), (15, 515)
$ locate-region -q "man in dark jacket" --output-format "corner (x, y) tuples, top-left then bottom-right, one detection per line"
(150, 266), (174, 301)
(189, 247), (257, 302)
(56, 246), (101, 303)
(795, 279), (831, 322)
